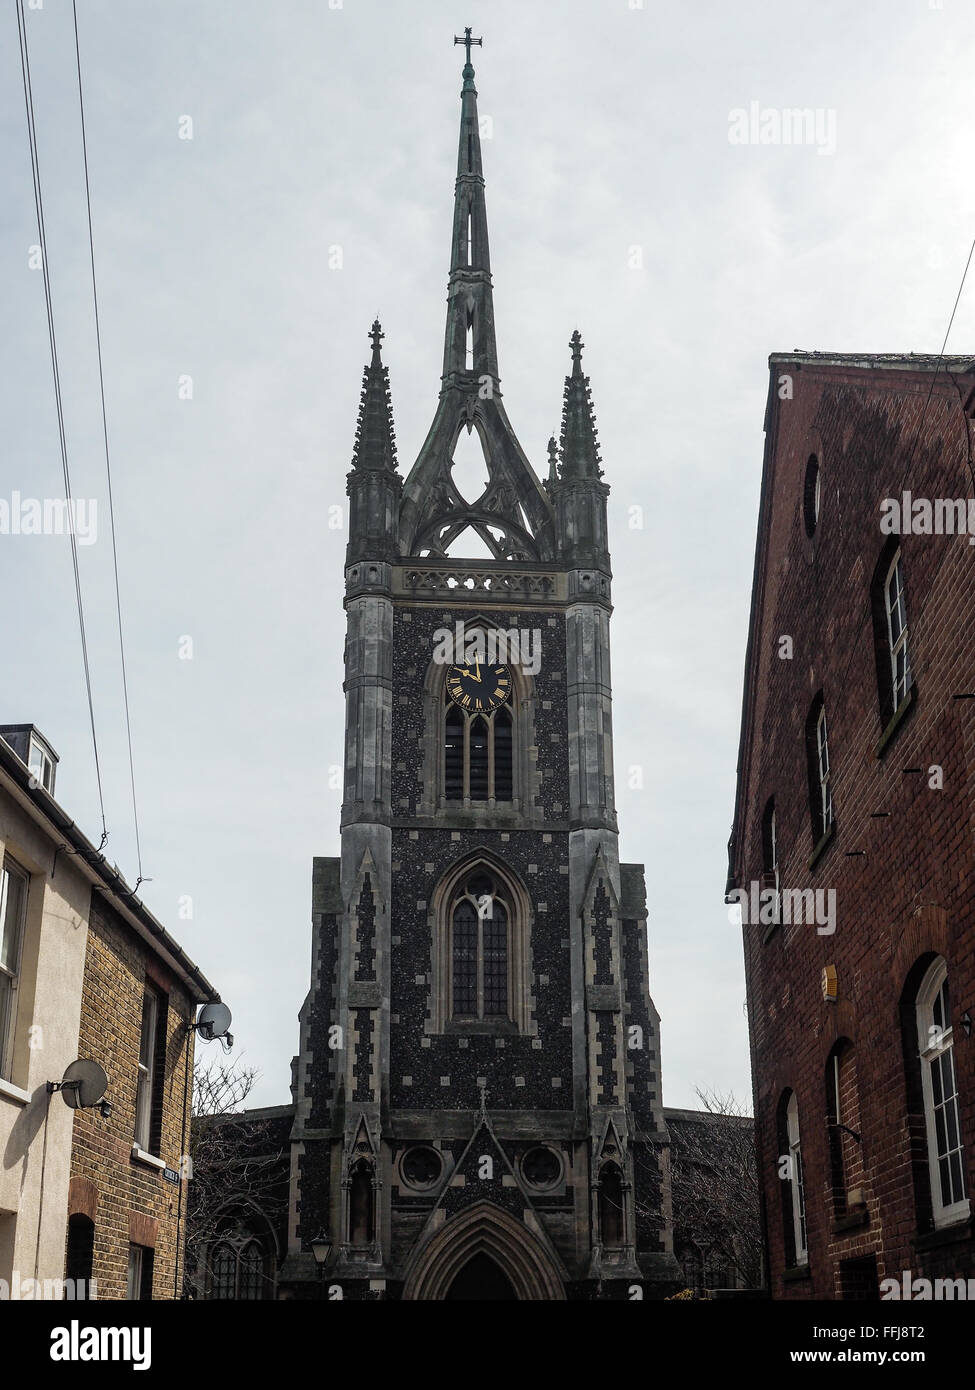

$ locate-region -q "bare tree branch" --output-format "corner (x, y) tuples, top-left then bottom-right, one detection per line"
(183, 1058), (289, 1299)
(639, 1088), (763, 1296)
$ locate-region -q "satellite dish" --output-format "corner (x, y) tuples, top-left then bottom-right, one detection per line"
(59, 1059), (108, 1110)
(197, 1002), (232, 1041)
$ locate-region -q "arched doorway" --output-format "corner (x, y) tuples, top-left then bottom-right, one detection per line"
(402, 1200), (566, 1300)
(445, 1252), (517, 1301)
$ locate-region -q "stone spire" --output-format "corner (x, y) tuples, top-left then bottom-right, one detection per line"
(441, 30), (499, 389)
(347, 320), (401, 563)
(351, 319), (399, 474)
(397, 36), (555, 562)
(558, 331), (603, 482)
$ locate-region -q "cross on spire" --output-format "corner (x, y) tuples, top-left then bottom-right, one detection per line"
(454, 26), (482, 67)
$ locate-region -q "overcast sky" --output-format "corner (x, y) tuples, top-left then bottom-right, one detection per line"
(2, 0), (974, 1111)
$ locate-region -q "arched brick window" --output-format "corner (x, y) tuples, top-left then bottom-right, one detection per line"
(825, 1039), (862, 1219)
(910, 957), (969, 1229)
(777, 1089), (807, 1267)
(871, 539), (914, 728)
(804, 693), (834, 846)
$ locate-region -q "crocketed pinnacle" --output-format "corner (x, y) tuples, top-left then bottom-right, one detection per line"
(350, 319), (398, 473)
(558, 330), (603, 481)
(545, 434), (560, 493)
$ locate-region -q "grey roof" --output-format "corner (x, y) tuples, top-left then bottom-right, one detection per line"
(0, 731), (219, 1002)
(664, 1106), (753, 1128)
(769, 350), (975, 372)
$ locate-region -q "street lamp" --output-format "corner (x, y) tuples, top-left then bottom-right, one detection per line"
(310, 1230), (332, 1300)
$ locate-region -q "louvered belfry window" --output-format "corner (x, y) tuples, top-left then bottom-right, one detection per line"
(443, 692), (513, 803)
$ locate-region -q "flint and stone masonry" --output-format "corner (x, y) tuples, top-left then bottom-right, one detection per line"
(274, 41), (679, 1300)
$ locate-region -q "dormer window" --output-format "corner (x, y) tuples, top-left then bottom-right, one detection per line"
(0, 725), (58, 797)
(28, 734), (56, 794)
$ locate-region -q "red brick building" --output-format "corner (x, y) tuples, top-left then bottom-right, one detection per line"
(728, 351), (975, 1299)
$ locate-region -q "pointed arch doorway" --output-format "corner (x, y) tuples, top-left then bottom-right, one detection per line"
(444, 1252), (517, 1300)
(402, 1201), (566, 1301)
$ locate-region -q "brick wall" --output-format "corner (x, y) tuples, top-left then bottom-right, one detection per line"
(69, 894), (196, 1300)
(733, 359), (975, 1298)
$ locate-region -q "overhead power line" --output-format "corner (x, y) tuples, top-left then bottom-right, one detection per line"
(72, 0), (147, 886)
(16, 0), (107, 846)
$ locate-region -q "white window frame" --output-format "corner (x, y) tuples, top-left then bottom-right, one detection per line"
(135, 989), (159, 1152)
(813, 466), (821, 528)
(0, 857), (29, 1082)
(767, 804), (781, 922)
(126, 1244), (153, 1300)
(27, 736), (54, 793)
(815, 706), (833, 833)
(916, 958), (969, 1228)
(786, 1093), (808, 1265)
(884, 551), (911, 708)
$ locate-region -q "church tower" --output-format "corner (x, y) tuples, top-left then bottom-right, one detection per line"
(285, 32), (678, 1300)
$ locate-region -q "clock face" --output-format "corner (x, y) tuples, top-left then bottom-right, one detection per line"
(446, 661), (512, 713)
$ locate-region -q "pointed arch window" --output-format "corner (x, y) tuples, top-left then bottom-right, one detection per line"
(443, 691), (513, 804)
(427, 857), (534, 1036)
(450, 871), (508, 1020)
(206, 1229), (271, 1300)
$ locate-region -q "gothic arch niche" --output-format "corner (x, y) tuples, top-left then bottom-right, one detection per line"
(401, 1201), (566, 1301)
(419, 619), (539, 818)
(341, 1120), (381, 1262)
(425, 851), (536, 1036)
(348, 1158), (376, 1246)
(597, 1162), (625, 1249)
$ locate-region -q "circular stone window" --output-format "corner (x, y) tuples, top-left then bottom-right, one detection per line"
(400, 1146), (443, 1189)
(521, 1146), (562, 1189)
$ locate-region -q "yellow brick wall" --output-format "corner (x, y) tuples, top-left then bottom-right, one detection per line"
(69, 895), (196, 1300)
